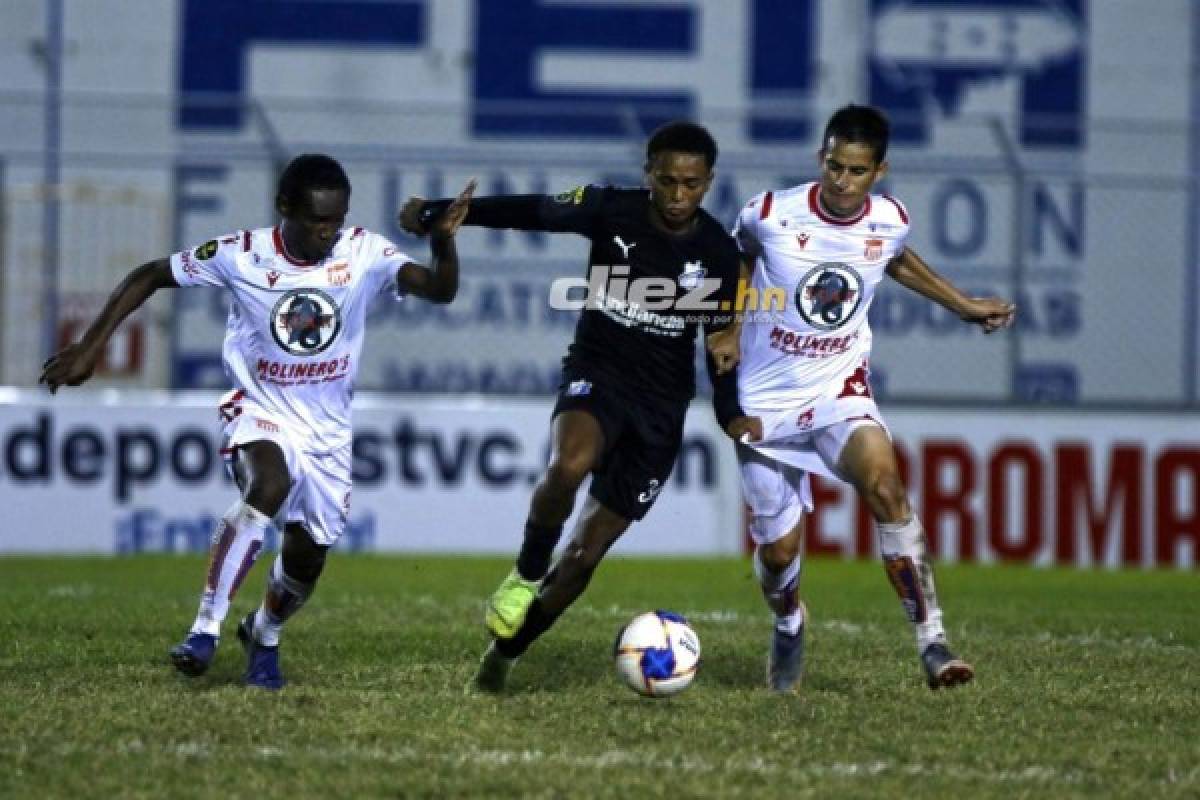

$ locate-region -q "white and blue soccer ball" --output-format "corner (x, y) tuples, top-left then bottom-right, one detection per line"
(613, 610), (700, 697)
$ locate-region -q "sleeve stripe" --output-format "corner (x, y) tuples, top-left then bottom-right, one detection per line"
(883, 195), (909, 224)
(759, 191), (774, 220)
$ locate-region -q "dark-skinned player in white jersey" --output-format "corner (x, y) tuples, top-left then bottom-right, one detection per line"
(42, 155), (476, 690)
(401, 121), (743, 692)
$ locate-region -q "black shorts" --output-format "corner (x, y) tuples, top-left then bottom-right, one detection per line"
(552, 371), (687, 521)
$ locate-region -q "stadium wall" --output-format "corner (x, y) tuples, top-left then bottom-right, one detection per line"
(0, 0), (1196, 408)
(2, 391), (1195, 568)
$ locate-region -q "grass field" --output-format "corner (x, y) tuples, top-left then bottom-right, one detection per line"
(0, 555), (1196, 799)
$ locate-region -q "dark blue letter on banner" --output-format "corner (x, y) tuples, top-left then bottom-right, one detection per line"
(179, 0), (425, 129)
(472, 0), (693, 137)
(867, 0), (1085, 147)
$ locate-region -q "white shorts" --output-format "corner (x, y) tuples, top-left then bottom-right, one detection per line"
(217, 390), (352, 547)
(738, 379), (888, 545)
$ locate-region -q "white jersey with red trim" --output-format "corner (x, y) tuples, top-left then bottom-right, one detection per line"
(169, 225), (413, 452)
(732, 182), (910, 411)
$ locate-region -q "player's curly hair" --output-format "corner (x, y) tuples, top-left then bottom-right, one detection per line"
(823, 104), (891, 163)
(276, 154), (352, 205)
(646, 121), (718, 169)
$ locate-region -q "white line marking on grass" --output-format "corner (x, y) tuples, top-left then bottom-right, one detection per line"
(46, 584), (94, 598)
(3, 741), (1191, 789)
(1032, 630), (1196, 653)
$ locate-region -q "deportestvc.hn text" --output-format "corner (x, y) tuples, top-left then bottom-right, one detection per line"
(2, 413), (718, 501)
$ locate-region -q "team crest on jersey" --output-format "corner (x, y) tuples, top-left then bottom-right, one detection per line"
(270, 288), (343, 356)
(193, 240), (219, 260)
(678, 260), (706, 290)
(864, 238), (884, 261)
(795, 262), (863, 331)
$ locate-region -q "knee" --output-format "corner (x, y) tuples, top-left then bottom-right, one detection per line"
(542, 450), (594, 493)
(245, 471), (292, 516)
(758, 524), (802, 572)
(759, 539), (800, 573)
(282, 529), (328, 584)
(861, 470), (910, 522)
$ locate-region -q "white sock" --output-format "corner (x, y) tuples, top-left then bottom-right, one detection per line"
(877, 515), (946, 652)
(753, 548), (805, 636)
(252, 556), (315, 647)
(190, 502), (271, 637)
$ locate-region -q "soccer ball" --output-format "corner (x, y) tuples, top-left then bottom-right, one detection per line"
(613, 610), (700, 697)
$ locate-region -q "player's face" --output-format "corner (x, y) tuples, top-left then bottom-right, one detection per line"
(645, 151), (713, 231)
(817, 137), (888, 217)
(279, 187), (349, 262)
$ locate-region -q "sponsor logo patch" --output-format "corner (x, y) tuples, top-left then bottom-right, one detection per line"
(193, 240), (219, 260)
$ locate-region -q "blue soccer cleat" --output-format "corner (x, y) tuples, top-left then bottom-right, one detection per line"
(237, 613), (285, 690)
(767, 604), (807, 692)
(921, 642), (974, 690)
(169, 632), (218, 677)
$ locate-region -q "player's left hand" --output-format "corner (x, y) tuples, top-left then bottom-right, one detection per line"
(398, 197), (429, 235)
(39, 342), (101, 394)
(960, 297), (1016, 334)
(432, 179), (477, 239)
(705, 325), (741, 374)
(725, 415), (763, 443)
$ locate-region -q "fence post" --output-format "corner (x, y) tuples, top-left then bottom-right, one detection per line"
(988, 117), (1026, 403)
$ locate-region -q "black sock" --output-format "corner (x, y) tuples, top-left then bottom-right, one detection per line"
(495, 598), (558, 659)
(515, 521), (564, 581)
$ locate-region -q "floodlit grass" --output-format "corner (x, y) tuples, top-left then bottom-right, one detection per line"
(0, 555), (1196, 799)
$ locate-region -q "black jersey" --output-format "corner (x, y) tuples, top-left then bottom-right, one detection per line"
(427, 186), (741, 402)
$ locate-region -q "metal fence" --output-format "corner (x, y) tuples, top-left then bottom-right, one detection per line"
(1, 91), (1196, 409)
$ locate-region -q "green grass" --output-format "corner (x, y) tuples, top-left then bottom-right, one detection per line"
(0, 556), (1197, 799)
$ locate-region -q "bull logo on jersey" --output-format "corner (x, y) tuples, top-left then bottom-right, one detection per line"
(795, 263), (863, 331)
(270, 288), (342, 356)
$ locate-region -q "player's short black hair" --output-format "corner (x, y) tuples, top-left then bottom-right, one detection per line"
(822, 105), (890, 163)
(276, 154), (352, 206)
(645, 121), (718, 170)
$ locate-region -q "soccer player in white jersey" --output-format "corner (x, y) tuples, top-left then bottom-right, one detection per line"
(40, 154), (475, 689)
(716, 105), (1015, 691)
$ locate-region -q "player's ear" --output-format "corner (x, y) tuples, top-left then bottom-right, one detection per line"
(874, 160), (890, 182)
(275, 194), (290, 218)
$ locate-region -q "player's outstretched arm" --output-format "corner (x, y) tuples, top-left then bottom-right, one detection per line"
(886, 247), (1016, 334)
(396, 179), (476, 304)
(40, 257), (178, 393)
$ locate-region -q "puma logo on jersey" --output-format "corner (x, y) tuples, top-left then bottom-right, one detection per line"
(613, 235), (636, 260)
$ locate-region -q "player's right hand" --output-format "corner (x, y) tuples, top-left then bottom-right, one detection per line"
(398, 197), (429, 235)
(39, 342), (100, 394)
(725, 415), (763, 444)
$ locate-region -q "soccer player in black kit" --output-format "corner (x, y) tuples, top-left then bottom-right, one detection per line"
(401, 122), (743, 691)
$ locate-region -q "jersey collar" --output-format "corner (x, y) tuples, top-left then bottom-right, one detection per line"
(808, 184), (870, 226)
(273, 226), (321, 268)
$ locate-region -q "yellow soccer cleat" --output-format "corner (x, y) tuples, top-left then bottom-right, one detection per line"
(484, 569), (539, 639)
